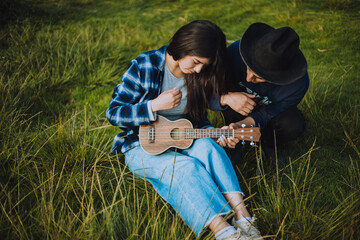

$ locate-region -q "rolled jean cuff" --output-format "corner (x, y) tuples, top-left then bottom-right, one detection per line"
(222, 191), (245, 197)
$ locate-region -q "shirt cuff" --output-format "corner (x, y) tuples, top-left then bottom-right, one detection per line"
(147, 100), (156, 121)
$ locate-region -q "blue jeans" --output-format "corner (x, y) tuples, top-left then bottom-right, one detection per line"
(124, 138), (243, 236)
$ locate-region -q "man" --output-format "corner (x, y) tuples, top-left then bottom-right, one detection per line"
(220, 22), (309, 166)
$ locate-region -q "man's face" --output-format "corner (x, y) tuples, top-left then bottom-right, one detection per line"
(246, 67), (266, 84)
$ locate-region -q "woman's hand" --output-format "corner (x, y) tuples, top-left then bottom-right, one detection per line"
(151, 88), (182, 112)
(216, 125), (240, 148)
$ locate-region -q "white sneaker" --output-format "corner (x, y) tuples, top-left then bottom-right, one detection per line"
(232, 217), (263, 240)
(221, 228), (251, 240)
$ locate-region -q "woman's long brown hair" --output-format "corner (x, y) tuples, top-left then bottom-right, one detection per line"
(167, 20), (227, 126)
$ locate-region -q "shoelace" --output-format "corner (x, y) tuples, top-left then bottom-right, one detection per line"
(241, 221), (261, 238)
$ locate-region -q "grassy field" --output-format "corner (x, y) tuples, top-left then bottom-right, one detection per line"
(0, 0), (359, 239)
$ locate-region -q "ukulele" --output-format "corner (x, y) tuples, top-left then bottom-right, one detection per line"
(139, 115), (261, 155)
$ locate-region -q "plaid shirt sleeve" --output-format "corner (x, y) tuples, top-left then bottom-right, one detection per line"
(106, 59), (154, 127)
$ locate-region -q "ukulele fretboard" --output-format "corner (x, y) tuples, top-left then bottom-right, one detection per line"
(185, 128), (234, 139)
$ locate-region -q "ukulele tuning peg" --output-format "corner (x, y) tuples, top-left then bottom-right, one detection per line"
(241, 124), (246, 128)
(250, 141), (255, 146)
(241, 140), (245, 145)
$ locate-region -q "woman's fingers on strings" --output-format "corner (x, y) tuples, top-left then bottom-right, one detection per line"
(216, 135), (224, 146)
(227, 137), (239, 148)
(216, 128), (239, 148)
(216, 135), (238, 148)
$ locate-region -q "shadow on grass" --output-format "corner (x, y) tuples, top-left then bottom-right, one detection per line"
(0, 0), (92, 51)
(298, 0), (360, 13)
(0, 0), (98, 28)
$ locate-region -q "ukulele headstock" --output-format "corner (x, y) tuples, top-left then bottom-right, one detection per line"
(236, 124), (261, 146)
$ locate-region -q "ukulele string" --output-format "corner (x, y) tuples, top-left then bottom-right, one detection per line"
(146, 129), (257, 139)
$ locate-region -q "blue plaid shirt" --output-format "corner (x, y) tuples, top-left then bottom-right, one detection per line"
(107, 45), (220, 153)
(106, 46), (168, 153)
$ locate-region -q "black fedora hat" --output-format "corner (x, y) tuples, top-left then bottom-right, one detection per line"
(239, 22), (307, 85)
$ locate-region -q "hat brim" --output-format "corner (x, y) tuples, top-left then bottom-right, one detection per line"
(239, 22), (307, 85)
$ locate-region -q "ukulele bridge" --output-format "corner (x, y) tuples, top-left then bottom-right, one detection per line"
(148, 125), (155, 143)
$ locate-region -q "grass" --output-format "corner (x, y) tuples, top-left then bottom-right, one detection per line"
(0, 0), (359, 239)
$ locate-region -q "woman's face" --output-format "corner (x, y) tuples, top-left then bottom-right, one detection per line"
(178, 56), (210, 74)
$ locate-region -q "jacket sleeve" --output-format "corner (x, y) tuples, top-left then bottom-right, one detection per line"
(208, 95), (227, 111)
(249, 73), (309, 127)
(106, 60), (153, 127)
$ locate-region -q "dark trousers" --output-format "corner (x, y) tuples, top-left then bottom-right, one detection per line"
(222, 107), (306, 163)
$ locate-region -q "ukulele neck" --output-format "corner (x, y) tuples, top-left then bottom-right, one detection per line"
(185, 128), (234, 139)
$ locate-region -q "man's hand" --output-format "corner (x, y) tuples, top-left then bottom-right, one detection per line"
(151, 88), (182, 112)
(216, 125), (240, 148)
(229, 116), (256, 129)
(221, 92), (256, 116)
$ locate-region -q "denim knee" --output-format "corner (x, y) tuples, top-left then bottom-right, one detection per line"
(191, 138), (227, 158)
(193, 138), (219, 149)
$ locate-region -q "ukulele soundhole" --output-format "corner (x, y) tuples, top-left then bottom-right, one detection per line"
(170, 128), (181, 140)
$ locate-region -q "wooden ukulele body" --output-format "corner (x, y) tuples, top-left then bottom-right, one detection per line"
(139, 116), (194, 155)
(139, 115), (260, 155)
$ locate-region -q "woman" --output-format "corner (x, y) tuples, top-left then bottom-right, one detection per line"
(106, 20), (262, 240)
